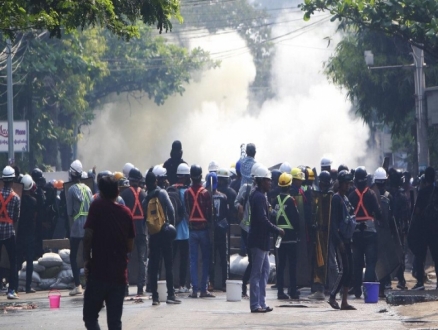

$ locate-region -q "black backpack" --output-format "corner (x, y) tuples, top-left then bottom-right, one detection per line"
(166, 185), (184, 226)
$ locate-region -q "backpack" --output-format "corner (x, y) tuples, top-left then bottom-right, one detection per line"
(166, 185), (184, 226)
(335, 193), (357, 240)
(146, 189), (166, 235)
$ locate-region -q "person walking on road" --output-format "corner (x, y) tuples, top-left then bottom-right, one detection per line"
(82, 175), (135, 330)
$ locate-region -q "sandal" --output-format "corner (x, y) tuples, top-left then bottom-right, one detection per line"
(251, 308), (266, 313)
(327, 299), (340, 310)
(340, 304), (356, 310)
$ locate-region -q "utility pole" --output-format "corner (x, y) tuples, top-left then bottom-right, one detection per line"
(412, 45), (429, 174)
(6, 39), (14, 165)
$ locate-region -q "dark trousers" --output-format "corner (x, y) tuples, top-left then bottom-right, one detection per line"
(396, 233), (406, 284)
(16, 235), (35, 290)
(276, 243), (297, 294)
(352, 231), (377, 292)
(0, 235), (17, 292)
(241, 230), (252, 289)
(330, 242), (353, 297)
(209, 232), (228, 288)
(149, 231), (174, 300)
(70, 237), (82, 286)
(413, 230), (438, 285)
(83, 278), (125, 330)
(173, 239), (189, 287)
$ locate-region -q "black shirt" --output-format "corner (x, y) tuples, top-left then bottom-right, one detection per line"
(163, 157), (187, 186)
(17, 194), (37, 238)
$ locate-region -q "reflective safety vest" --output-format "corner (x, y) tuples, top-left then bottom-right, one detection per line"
(73, 184), (91, 221)
(187, 187), (207, 223)
(129, 187), (144, 220)
(0, 191), (17, 224)
(276, 195), (293, 229)
(354, 187), (374, 222)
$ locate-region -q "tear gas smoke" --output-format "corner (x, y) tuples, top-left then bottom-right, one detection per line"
(78, 11), (374, 176)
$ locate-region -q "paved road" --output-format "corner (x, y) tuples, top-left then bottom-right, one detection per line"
(0, 286), (407, 329)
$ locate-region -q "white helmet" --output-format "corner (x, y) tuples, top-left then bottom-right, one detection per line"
(374, 167), (387, 182)
(250, 162), (261, 177)
(279, 162), (292, 174)
(70, 160), (83, 177)
(208, 161), (219, 172)
(22, 174), (34, 191)
(2, 166), (15, 180)
(81, 171), (88, 179)
(177, 163), (190, 176)
(122, 163), (135, 178)
(254, 165), (271, 179)
(217, 168), (230, 178)
(321, 157), (332, 167)
(152, 165), (167, 177)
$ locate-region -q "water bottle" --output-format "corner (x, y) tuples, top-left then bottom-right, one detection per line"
(275, 236), (282, 248)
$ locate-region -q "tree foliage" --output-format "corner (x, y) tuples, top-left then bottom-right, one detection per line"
(0, 25), (215, 170)
(1, 0), (182, 41)
(300, 0), (438, 58)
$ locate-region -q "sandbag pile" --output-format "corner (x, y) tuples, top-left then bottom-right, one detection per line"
(18, 250), (75, 291)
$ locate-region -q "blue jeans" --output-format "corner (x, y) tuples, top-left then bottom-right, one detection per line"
(249, 248), (270, 311)
(189, 229), (211, 293)
(83, 278), (126, 330)
(70, 237), (82, 286)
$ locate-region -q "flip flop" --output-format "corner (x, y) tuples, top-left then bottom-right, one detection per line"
(251, 308), (267, 313)
(340, 304), (357, 310)
(327, 300), (340, 310)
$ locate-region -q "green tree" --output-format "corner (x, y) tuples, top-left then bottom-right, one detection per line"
(0, 26), (215, 170)
(1, 0), (182, 41)
(300, 0), (438, 58)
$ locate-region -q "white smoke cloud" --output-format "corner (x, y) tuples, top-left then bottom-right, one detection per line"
(78, 11), (373, 175)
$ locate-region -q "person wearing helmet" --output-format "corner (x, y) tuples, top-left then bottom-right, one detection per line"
(163, 140), (188, 186)
(230, 160), (242, 193)
(268, 169), (282, 206)
(308, 170), (334, 301)
(206, 172), (229, 292)
(0, 166), (20, 299)
(217, 168), (238, 227)
(240, 143), (257, 188)
(16, 175), (37, 294)
(152, 165), (169, 189)
(408, 166), (438, 291)
(290, 167), (311, 296)
(66, 159), (93, 296)
(122, 163), (135, 179)
(31, 167), (46, 257)
(348, 166), (382, 298)
(387, 169), (410, 290)
(184, 165), (214, 298)
(168, 163), (191, 293)
(328, 170), (356, 310)
(120, 167), (146, 296)
(143, 171), (180, 305)
(82, 175), (135, 330)
(271, 173), (300, 300)
(372, 167), (394, 297)
(248, 165), (284, 313)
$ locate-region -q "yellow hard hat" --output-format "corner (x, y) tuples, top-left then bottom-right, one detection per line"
(306, 168), (315, 181)
(113, 171), (124, 181)
(278, 173), (292, 187)
(291, 168), (305, 181)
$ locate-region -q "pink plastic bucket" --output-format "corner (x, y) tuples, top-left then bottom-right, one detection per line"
(48, 290), (61, 308)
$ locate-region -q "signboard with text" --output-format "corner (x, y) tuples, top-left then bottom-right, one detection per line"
(0, 121), (29, 153)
